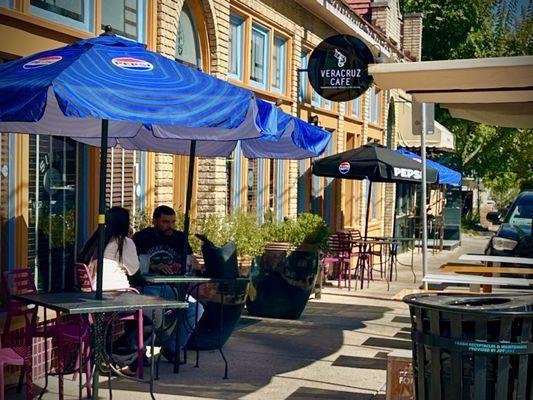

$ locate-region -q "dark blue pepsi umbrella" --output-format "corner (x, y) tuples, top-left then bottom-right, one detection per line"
(0, 29), (331, 297)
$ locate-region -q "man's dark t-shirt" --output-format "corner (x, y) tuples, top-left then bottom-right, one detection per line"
(133, 228), (192, 272)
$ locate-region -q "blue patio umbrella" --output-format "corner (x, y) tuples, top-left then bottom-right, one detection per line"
(0, 29), (331, 297)
(396, 148), (461, 187)
(0, 29), (331, 396)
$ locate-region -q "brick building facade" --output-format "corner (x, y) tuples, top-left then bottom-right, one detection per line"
(0, 0), (422, 280)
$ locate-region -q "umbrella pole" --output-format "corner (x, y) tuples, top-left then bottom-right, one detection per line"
(182, 140), (196, 274)
(91, 119), (108, 400)
(364, 180), (372, 241)
(95, 119), (108, 300)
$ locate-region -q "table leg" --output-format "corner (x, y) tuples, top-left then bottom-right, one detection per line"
(195, 284), (200, 368)
(91, 313), (105, 399)
(78, 331), (83, 400)
(149, 309), (156, 400)
(219, 283), (228, 379)
(38, 309), (49, 400)
(173, 309), (181, 374)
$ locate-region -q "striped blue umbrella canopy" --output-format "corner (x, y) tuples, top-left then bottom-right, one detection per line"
(0, 33), (276, 139)
(0, 30), (331, 301)
(75, 98), (331, 159)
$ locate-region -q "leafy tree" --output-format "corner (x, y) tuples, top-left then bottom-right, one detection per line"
(400, 0), (533, 203)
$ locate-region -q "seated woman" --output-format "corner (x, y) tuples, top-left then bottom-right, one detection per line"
(78, 206), (140, 291)
(78, 206), (148, 375)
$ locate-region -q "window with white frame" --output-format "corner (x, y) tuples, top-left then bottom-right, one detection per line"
(30, 0), (93, 32)
(352, 97), (360, 117)
(299, 51), (308, 102)
(272, 36), (286, 93)
(101, 0), (144, 41)
(250, 24), (270, 89)
(372, 181), (379, 220)
(373, 87), (381, 124)
(229, 14), (244, 80)
(367, 87), (373, 121)
(311, 89), (321, 107)
(175, 0), (200, 66)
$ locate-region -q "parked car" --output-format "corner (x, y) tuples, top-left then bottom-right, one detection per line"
(486, 191), (533, 258)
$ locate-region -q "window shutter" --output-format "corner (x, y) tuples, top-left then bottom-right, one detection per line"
(106, 147), (140, 216)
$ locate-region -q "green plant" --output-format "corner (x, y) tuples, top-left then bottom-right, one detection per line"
(193, 212), (267, 257)
(262, 213), (330, 252)
(132, 208), (153, 232)
(38, 209), (76, 248)
(228, 212), (267, 257)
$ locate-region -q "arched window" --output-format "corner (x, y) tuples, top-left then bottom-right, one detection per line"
(175, 1), (201, 68)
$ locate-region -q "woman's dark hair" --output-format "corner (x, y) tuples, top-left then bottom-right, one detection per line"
(78, 207), (130, 265)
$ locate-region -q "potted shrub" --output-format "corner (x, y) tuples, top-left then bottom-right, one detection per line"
(246, 213), (330, 319)
(188, 212), (264, 350)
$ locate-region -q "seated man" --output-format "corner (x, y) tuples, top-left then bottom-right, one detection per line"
(133, 205), (204, 359)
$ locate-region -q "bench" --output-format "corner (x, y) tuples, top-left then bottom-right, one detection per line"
(441, 266), (533, 275)
(423, 273), (533, 292)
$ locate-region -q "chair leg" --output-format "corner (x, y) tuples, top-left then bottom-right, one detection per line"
(24, 358), (33, 400)
(137, 311), (144, 379)
(0, 363), (4, 400)
(84, 340), (92, 398)
(17, 364), (24, 393)
(337, 262), (341, 289)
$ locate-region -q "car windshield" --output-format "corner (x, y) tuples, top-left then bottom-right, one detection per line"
(505, 197), (533, 227)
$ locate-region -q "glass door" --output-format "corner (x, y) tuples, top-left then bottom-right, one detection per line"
(28, 136), (78, 292)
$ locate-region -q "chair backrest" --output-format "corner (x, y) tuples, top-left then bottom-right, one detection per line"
(74, 262), (95, 292)
(327, 232), (351, 253)
(1, 269), (37, 345)
(348, 229), (362, 241)
(2, 268), (37, 298)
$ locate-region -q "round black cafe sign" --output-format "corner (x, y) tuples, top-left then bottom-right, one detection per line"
(308, 35), (374, 102)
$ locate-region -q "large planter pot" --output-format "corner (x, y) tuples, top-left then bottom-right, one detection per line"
(246, 242), (320, 320)
(187, 278), (249, 350)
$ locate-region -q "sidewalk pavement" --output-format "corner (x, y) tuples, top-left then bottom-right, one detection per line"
(14, 235), (491, 400)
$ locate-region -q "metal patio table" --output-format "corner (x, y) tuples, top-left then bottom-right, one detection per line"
(142, 274), (250, 378)
(365, 236), (417, 282)
(13, 291), (187, 400)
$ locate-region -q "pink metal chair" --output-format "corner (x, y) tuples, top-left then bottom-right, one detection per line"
(0, 331), (32, 400)
(322, 232), (354, 290)
(0, 282), (35, 400)
(2, 269), (91, 399)
(74, 262), (145, 378)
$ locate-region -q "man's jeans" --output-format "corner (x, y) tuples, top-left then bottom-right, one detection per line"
(143, 284), (204, 354)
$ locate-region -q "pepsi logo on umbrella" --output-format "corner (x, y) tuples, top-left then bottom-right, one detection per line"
(23, 56), (62, 69)
(339, 161), (351, 174)
(112, 57), (153, 71)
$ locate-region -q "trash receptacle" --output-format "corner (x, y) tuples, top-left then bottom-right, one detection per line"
(403, 293), (533, 400)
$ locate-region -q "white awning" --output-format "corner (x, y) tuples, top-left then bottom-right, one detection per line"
(369, 56), (533, 128)
(397, 101), (455, 151)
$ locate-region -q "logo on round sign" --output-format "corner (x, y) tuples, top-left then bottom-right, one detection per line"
(308, 35), (374, 102)
(23, 56), (62, 69)
(112, 57), (153, 71)
(339, 162), (351, 174)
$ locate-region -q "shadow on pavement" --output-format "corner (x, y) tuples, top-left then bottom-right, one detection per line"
(102, 301), (392, 399)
